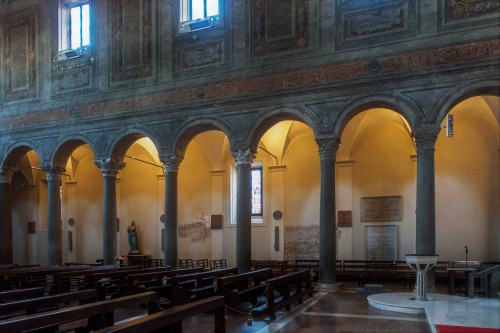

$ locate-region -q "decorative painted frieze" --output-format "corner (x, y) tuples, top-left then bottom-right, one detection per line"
(0, 39), (498, 130)
(447, 0), (500, 21)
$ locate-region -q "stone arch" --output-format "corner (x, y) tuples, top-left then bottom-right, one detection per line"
(433, 80), (500, 123)
(333, 93), (421, 138)
(50, 134), (100, 167)
(1, 141), (41, 169)
(107, 127), (162, 162)
(247, 106), (320, 152)
(168, 117), (236, 159)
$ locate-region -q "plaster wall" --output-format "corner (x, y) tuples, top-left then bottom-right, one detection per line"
(118, 148), (161, 258)
(435, 98), (500, 261)
(178, 141), (213, 260)
(351, 125), (416, 261)
(74, 158), (103, 263)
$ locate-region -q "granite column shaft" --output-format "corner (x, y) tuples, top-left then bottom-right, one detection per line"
(163, 156), (181, 268)
(317, 138), (339, 284)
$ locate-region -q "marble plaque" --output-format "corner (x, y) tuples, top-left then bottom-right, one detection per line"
(361, 196), (402, 222)
(366, 225), (397, 261)
(343, 2), (408, 40)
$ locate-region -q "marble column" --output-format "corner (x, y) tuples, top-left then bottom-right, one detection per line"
(232, 149), (255, 273)
(317, 138), (340, 284)
(414, 124), (440, 289)
(96, 159), (125, 266)
(42, 165), (65, 266)
(0, 169), (14, 264)
(163, 156), (182, 268)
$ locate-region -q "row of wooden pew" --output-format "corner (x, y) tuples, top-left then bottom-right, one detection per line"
(0, 262), (316, 331)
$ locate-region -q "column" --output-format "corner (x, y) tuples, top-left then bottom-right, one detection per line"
(317, 138), (340, 284)
(163, 156), (181, 268)
(0, 168), (14, 264)
(95, 159), (125, 266)
(414, 124), (440, 289)
(232, 149), (255, 273)
(42, 164), (65, 266)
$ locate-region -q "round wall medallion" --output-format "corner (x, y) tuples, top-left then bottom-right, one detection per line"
(160, 214), (165, 223)
(68, 217), (75, 226)
(272, 210), (283, 221)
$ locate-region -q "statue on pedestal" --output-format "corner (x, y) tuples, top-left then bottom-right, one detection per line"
(127, 221), (140, 254)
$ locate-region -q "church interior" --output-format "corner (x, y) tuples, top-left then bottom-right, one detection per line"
(0, 0), (498, 332)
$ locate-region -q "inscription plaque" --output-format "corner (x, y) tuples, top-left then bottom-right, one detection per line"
(344, 2), (408, 40)
(366, 225), (397, 261)
(361, 196), (402, 222)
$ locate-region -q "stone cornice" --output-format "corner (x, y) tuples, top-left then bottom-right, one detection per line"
(0, 39), (498, 131)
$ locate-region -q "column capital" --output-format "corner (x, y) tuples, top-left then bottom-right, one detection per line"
(162, 155), (182, 173)
(41, 164), (66, 182)
(316, 138), (340, 161)
(231, 149), (256, 166)
(413, 124), (441, 152)
(0, 168), (14, 184)
(95, 158), (125, 177)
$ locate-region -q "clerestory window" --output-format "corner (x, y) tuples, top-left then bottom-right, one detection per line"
(179, 0), (221, 33)
(182, 0), (219, 21)
(58, 1), (90, 55)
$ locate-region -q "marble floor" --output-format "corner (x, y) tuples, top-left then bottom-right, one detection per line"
(181, 284), (499, 333)
(111, 284), (500, 333)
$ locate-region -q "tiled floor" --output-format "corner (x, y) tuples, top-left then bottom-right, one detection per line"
(110, 283), (499, 333)
(181, 285), (432, 333)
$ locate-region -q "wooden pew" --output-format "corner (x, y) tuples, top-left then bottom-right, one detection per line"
(86, 267), (168, 300)
(217, 268), (273, 311)
(94, 296), (226, 333)
(0, 287), (45, 302)
(53, 266), (136, 294)
(0, 291), (160, 333)
(258, 269), (313, 320)
(127, 267), (204, 298)
(0, 289), (97, 320)
(170, 267), (238, 305)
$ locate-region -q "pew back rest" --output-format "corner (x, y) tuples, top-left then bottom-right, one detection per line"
(0, 289), (97, 317)
(0, 292), (158, 333)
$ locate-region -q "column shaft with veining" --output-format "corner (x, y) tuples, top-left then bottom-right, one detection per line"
(163, 156), (181, 268)
(232, 149), (255, 273)
(43, 165), (65, 266)
(96, 159), (124, 266)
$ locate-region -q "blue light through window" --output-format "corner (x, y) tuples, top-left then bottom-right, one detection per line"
(190, 0), (219, 20)
(69, 3), (90, 49)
